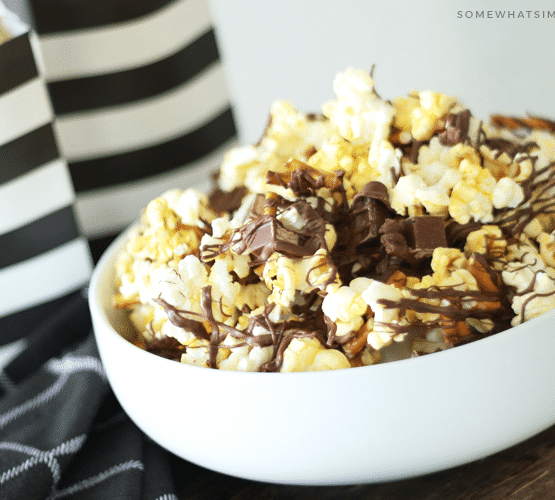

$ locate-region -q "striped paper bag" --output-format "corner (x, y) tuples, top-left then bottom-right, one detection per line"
(0, 4), (93, 346)
(29, 0), (238, 258)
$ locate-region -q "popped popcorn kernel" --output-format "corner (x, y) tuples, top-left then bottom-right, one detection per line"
(263, 249), (339, 307)
(395, 90), (457, 142)
(322, 285), (367, 338)
(465, 226), (507, 258)
(492, 177), (525, 209)
(281, 338), (350, 372)
(360, 280), (403, 348)
(538, 231), (555, 268)
(430, 248), (467, 282)
(510, 271), (555, 325)
(322, 67), (395, 153)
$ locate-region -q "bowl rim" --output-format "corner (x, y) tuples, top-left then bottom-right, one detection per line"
(89, 222), (555, 378)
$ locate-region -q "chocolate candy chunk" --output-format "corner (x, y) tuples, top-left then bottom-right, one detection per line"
(209, 186), (248, 214)
(379, 218), (417, 266)
(403, 216), (447, 258)
(266, 161), (343, 196)
(244, 218), (307, 261)
(248, 193), (266, 218)
(438, 109), (471, 146)
(351, 181), (392, 245)
(381, 231), (409, 257)
(235, 199), (329, 263)
(354, 181), (391, 209)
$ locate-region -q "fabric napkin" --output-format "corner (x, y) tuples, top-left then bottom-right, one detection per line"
(0, 292), (197, 499)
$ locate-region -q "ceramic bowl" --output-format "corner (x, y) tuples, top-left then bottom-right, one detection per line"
(89, 227), (555, 485)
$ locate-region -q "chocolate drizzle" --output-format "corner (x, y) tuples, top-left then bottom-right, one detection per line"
(149, 153), (555, 368)
(483, 139), (538, 160)
(123, 104), (555, 371)
(495, 160), (555, 238)
(156, 287), (340, 372)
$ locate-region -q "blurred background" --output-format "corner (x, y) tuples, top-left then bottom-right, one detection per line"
(7, 0), (555, 146)
(208, 0), (555, 143)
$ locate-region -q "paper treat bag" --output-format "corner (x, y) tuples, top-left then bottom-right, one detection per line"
(0, 3), (93, 345)
(28, 0), (238, 253)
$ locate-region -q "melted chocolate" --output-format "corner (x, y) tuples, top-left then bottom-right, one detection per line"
(209, 186), (248, 214)
(495, 160), (555, 238)
(136, 113), (555, 369)
(439, 109), (471, 146)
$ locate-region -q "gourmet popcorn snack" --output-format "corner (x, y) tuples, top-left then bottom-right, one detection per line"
(113, 67), (555, 372)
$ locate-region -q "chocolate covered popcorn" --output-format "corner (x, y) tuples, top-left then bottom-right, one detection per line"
(113, 68), (555, 371)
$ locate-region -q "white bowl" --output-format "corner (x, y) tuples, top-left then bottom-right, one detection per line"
(89, 227), (555, 485)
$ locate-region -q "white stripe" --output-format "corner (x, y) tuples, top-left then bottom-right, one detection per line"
(0, 338), (27, 371)
(0, 374), (70, 430)
(0, 77), (53, 146)
(40, 0), (212, 81)
(0, 355), (105, 430)
(0, 442), (61, 487)
(0, 436), (86, 487)
(48, 434), (88, 457)
(47, 355), (105, 379)
(155, 495), (179, 500)
(74, 137), (238, 237)
(0, 4), (28, 39)
(0, 159), (75, 235)
(0, 239), (92, 317)
(55, 63), (230, 161)
(48, 460), (144, 499)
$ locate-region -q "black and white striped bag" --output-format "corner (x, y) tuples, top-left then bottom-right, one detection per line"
(30, 0), (238, 253)
(0, 10), (92, 346)
(0, 0), (237, 345)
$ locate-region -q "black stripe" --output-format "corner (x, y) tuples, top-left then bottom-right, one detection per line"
(0, 33), (38, 96)
(0, 291), (81, 346)
(69, 106), (236, 193)
(4, 292), (91, 383)
(0, 205), (80, 269)
(47, 29), (220, 115)
(0, 124), (60, 184)
(89, 232), (120, 264)
(31, 0), (179, 35)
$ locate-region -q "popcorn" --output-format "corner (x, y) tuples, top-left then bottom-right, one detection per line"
(501, 237), (555, 325)
(510, 272), (555, 325)
(322, 286), (367, 338)
(492, 177), (525, 209)
(390, 173), (429, 216)
(218, 332), (274, 372)
(263, 249), (338, 307)
(219, 101), (333, 194)
(465, 225), (507, 259)
(411, 91), (458, 141)
(360, 280), (404, 349)
(322, 67), (395, 164)
(281, 338), (350, 372)
(394, 90), (458, 141)
(114, 67), (555, 372)
(538, 231), (555, 267)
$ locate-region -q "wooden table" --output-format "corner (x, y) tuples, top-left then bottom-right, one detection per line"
(180, 421), (555, 499)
